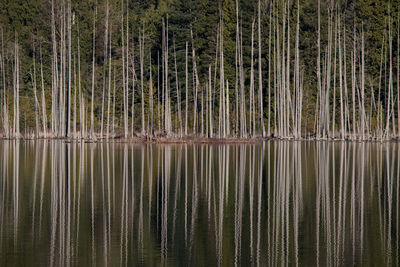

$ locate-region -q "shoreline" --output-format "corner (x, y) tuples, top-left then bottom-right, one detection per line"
(1, 135), (400, 144)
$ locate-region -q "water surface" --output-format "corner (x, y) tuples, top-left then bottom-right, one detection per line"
(0, 141), (399, 266)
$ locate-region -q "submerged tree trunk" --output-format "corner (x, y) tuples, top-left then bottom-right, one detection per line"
(90, 8), (96, 140)
(140, 27), (146, 136)
(185, 42), (188, 136)
(149, 49), (154, 136)
(1, 29), (9, 138)
(13, 34), (20, 139)
(258, 0), (265, 137)
(32, 47), (40, 138)
(107, 28), (112, 140)
(101, 1), (109, 139)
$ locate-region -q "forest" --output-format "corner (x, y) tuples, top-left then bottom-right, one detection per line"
(0, 0), (398, 140)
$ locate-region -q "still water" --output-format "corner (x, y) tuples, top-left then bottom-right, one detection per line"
(0, 141), (399, 266)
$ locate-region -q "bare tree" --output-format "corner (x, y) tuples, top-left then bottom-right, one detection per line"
(90, 7), (97, 140)
(101, 1), (109, 139)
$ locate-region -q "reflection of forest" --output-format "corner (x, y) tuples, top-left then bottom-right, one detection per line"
(0, 141), (398, 266)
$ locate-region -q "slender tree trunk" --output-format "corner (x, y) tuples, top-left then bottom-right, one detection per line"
(286, 2), (291, 138)
(13, 34), (20, 139)
(90, 7), (96, 140)
(191, 28), (199, 135)
(235, 0), (239, 136)
(386, 13), (393, 139)
(185, 42), (188, 136)
(32, 47), (40, 138)
(66, 0), (72, 137)
(73, 55), (76, 138)
(126, 0), (130, 138)
(268, 8), (272, 137)
(338, 16), (345, 139)
(250, 20), (255, 137)
(398, 16), (400, 137)
(51, 0), (57, 137)
(332, 10), (338, 138)
(121, 2), (127, 138)
(141, 27), (146, 136)
(163, 17), (172, 136)
(295, 0), (301, 138)
(78, 30), (85, 139)
(107, 28), (112, 140)
(101, 1), (109, 139)
(149, 49), (154, 136)
(258, 0), (265, 137)
(209, 65), (213, 137)
(239, 21), (247, 138)
(112, 67), (116, 137)
(351, 25), (356, 139)
(1, 29), (9, 138)
(361, 25), (366, 140)
(317, 0), (321, 139)
(343, 24), (349, 139)
(173, 40), (181, 137)
(131, 35), (136, 137)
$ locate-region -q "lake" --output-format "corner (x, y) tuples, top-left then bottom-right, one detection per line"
(0, 141), (399, 266)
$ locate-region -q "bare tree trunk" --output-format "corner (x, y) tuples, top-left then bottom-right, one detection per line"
(223, 28), (229, 137)
(149, 49), (154, 136)
(32, 47), (40, 138)
(107, 28), (112, 140)
(131, 35), (136, 137)
(60, 3), (66, 137)
(386, 13), (393, 139)
(101, 1), (109, 139)
(398, 16), (400, 137)
(338, 16), (345, 139)
(317, 0), (321, 139)
(51, 0), (57, 137)
(268, 8), (271, 137)
(140, 28), (146, 136)
(280, 3), (286, 138)
(250, 20), (255, 137)
(185, 42), (188, 136)
(235, 0), (239, 136)
(191, 28), (199, 135)
(209, 65), (213, 137)
(73, 55), (76, 138)
(239, 21), (247, 138)
(361, 25), (366, 140)
(258, 0), (265, 137)
(1, 29), (9, 138)
(66, 0), (72, 138)
(325, 10), (332, 138)
(332, 10), (338, 138)
(157, 52), (161, 133)
(90, 7), (97, 140)
(351, 25), (356, 139)
(126, 0), (130, 138)
(163, 17), (172, 136)
(378, 31), (384, 140)
(173, 40), (181, 137)
(121, 2), (127, 138)
(13, 34), (20, 139)
(286, 2), (291, 138)
(201, 87), (204, 136)
(112, 67), (116, 137)
(343, 24), (349, 139)
(78, 30), (85, 139)
(226, 78), (230, 137)
(295, 0), (301, 138)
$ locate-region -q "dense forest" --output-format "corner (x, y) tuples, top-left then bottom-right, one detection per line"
(0, 0), (398, 140)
